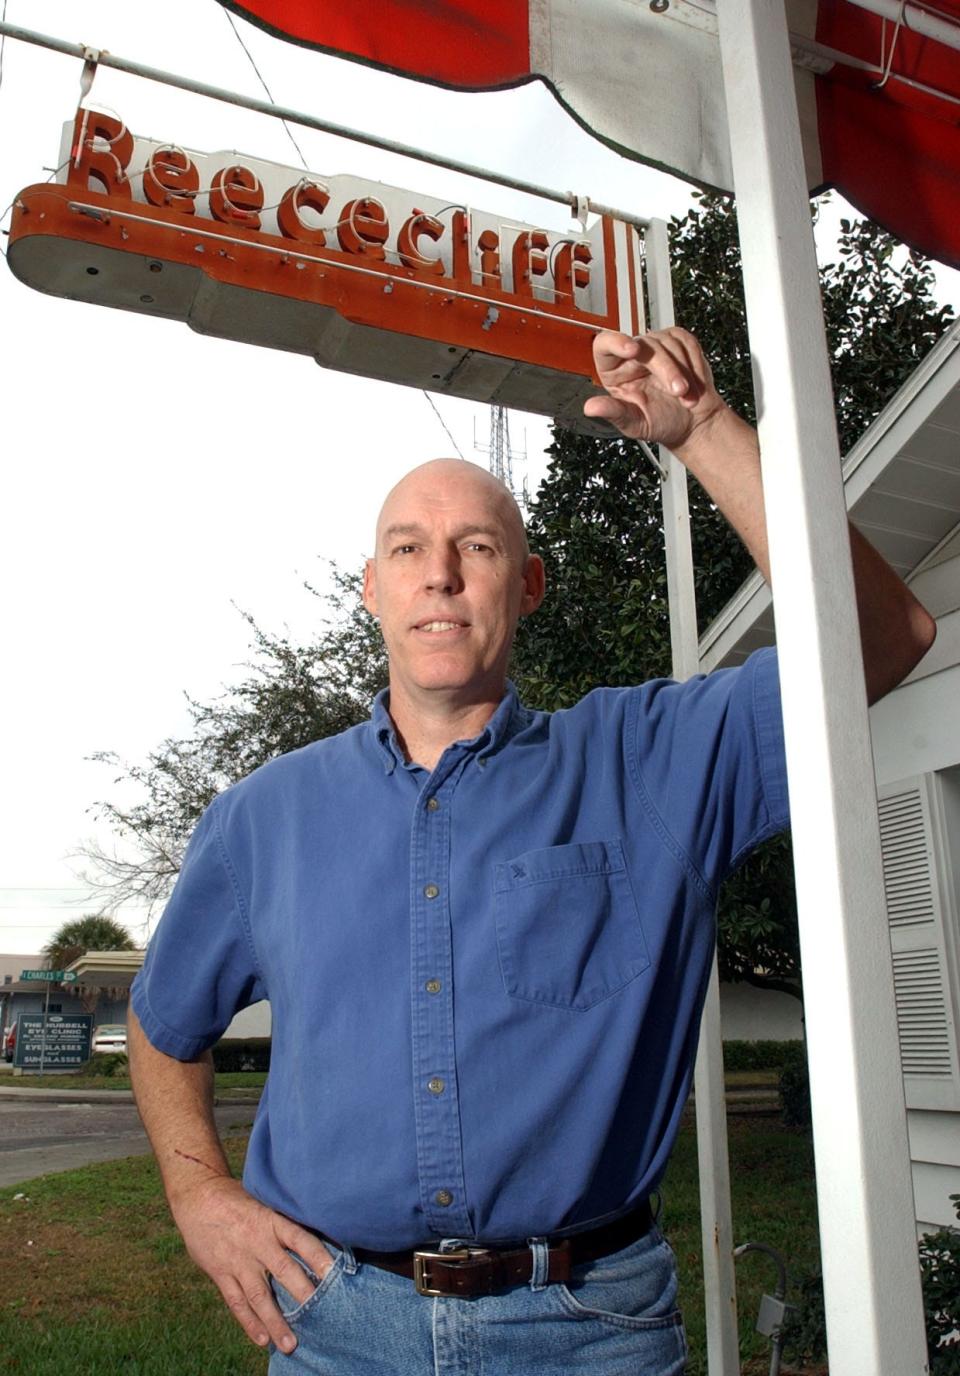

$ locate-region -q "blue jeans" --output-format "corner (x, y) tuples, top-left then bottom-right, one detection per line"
(268, 1228), (688, 1374)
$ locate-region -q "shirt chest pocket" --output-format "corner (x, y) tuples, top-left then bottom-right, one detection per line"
(493, 840), (650, 1012)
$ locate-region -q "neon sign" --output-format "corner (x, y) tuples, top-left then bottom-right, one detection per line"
(8, 109), (647, 429)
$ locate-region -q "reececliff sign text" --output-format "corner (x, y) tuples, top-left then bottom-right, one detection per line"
(8, 108), (647, 427)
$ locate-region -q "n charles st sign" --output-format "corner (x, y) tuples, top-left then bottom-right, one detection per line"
(7, 108), (647, 430)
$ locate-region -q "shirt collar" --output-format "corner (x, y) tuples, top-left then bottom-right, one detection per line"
(371, 682), (523, 774)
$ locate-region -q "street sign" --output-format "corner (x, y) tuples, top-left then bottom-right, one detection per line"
(20, 969), (78, 982)
(12, 1013), (92, 1070)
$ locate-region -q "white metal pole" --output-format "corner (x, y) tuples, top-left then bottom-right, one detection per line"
(714, 1), (928, 1372)
(646, 218), (741, 1376)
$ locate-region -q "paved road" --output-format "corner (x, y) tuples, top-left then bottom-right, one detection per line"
(0, 1099), (256, 1188)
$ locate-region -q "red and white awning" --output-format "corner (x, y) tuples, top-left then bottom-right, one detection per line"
(218, 0), (960, 268)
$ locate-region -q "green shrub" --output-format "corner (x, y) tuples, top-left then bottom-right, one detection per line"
(776, 1196), (960, 1372)
(722, 1039), (801, 1073)
(86, 1051), (128, 1078)
(777, 1041), (811, 1127)
(921, 1194), (960, 1373)
(211, 1038), (271, 1072)
(778, 1267), (827, 1367)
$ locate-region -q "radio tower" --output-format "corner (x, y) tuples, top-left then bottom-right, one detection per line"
(477, 405), (528, 507)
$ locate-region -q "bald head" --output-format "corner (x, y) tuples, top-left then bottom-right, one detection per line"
(363, 455), (545, 717)
(374, 458), (529, 565)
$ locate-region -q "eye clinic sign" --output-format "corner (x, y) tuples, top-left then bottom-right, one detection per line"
(13, 1013), (92, 1070)
(7, 108), (646, 430)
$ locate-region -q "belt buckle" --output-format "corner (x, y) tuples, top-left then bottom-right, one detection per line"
(413, 1246), (490, 1297)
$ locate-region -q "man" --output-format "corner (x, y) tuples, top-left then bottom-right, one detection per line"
(129, 328), (935, 1374)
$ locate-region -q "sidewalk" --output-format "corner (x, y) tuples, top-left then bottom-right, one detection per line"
(0, 1085), (261, 1106)
(0, 1083), (779, 1111)
(2, 1056), (780, 1109)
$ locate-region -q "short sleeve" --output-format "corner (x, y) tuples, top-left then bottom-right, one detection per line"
(130, 798), (265, 1060)
(628, 647), (789, 895)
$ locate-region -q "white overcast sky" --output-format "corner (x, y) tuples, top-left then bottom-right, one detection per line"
(1, 1), (958, 956)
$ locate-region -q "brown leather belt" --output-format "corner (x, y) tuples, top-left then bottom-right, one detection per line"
(330, 1199), (654, 1298)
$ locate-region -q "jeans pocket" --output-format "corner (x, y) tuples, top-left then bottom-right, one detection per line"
(556, 1229), (686, 1333)
(494, 840), (649, 1011)
(270, 1247), (345, 1322)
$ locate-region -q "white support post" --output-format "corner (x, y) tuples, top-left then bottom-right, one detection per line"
(646, 219), (741, 1376)
(714, 2), (928, 1372)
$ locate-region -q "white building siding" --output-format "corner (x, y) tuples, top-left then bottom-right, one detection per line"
(909, 1109), (960, 1231)
(719, 982), (803, 1041)
(871, 662), (960, 785)
(870, 564), (960, 1235)
(224, 1000), (271, 1039)
(912, 1160), (960, 1233)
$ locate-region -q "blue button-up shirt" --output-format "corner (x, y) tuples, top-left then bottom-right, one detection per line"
(132, 648), (787, 1250)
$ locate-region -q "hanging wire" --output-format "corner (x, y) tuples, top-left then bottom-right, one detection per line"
(223, 7), (309, 170)
(874, 0), (908, 89)
(223, 8), (480, 458)
(223, 12), (471, 461)
(15, 14), (471, 458)
(0, 0), (9, 253)
(0, 0), (8, 95)
(0, 154), (71, 258)
(222, 2), (468, 462)
(422, 390), (466, 460)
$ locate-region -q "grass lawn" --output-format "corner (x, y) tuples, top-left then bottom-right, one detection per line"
(4, 1069), (775, 1096)
(0, 1114), (821, 1375)
(664, 1111), (824, 1374)
(3, 1071), (267, 1095)
(723, 1070), (779, 1089)
(0, 1135), (262, 1376)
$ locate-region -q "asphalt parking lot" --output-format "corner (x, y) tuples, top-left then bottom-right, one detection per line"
(0, 1095), (255, 1188)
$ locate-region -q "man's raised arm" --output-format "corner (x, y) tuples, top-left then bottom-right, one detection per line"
(128, 1009), (331, 1356)
(584, 328), (936, 702)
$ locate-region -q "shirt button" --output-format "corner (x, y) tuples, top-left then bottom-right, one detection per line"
(427, 1077), (445, 1095)
(425, 979), (442, 994)
(426, 797), (440, 811)
(435, 1190), (453, 1207)
(424, 883), (439, 899)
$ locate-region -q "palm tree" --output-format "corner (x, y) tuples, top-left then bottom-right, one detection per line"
(43, 914), (136, 1017)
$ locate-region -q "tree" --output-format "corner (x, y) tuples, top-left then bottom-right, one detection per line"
(83, 567), (387, 914)
(511, 193), (954, 1001)
(665, 193), (954, 454)
(43, 913), (137, 1017)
